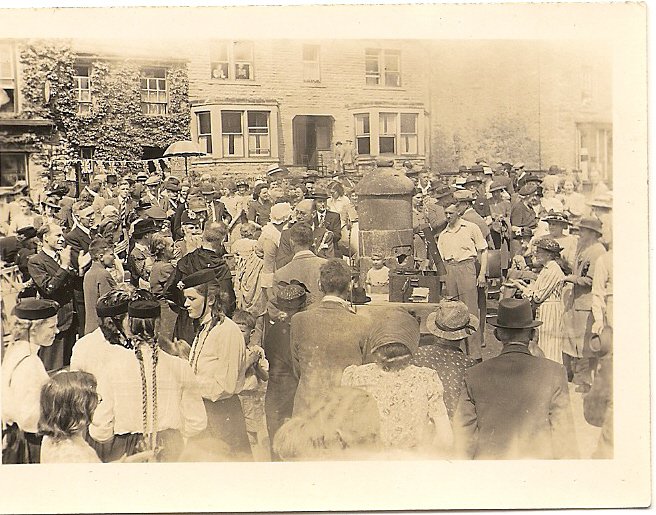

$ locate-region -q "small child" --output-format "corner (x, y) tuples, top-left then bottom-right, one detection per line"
(366, 252), (390, 295)
(233, 310), (270, 461)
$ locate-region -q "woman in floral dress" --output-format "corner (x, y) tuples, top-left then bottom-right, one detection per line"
(341, 308), (452, 455)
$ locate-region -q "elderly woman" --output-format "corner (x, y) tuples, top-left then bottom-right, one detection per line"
(507, 237), (567, 364)
(2, 298), (59, 463)
(341, 308), (452, 455)
(181, 269), (254, 460)
(89, 292), (207, 462)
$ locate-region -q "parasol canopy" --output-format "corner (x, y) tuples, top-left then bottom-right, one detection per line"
(163, 141), (206, 176)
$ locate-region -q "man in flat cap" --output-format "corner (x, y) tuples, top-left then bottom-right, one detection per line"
(510, 183), (538, 257)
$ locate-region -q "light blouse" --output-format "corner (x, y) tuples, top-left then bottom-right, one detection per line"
(188, 316), (247, 402)
(342, 363), (451, 449)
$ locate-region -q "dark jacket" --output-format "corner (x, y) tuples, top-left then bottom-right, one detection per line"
(312, 210), (341, 244)
(452, 343), (579, 459)
(27, 251), (76, 332)
(276, 224), (334, 269)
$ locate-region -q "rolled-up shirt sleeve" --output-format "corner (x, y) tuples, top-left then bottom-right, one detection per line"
(179, 361), (208, 438)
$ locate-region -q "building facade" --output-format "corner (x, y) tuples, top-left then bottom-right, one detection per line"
(186, 39), (431, 177)
(0, 39), (191, 189)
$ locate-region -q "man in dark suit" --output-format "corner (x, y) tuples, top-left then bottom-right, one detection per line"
(27, 222), (78, 371)
(64, 201), (94, 336)
(290, 259), (370, 416)
(276, 199), (334, 269)
(311, 190), (341, 256)
(201, 183), (231, 225)
(452, 298), (579, 460)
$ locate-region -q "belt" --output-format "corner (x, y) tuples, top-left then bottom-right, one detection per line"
(444, 257), (475, 264)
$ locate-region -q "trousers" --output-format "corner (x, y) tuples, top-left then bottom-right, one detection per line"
(443, 259), (482, 360)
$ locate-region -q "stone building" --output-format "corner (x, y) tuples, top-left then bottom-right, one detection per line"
(0, 39), (191, 189)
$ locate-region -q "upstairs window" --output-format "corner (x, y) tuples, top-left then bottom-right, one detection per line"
(0, 44), (16, 114)
(0, 152), (27, 187)
(302, 44), (321, 83)
(355, 114), (371, 155)
(74, 65), (92, 114)
(140, 68), (167, 116)
(210, 41), (254, 81)
(365, 48), (401, 87)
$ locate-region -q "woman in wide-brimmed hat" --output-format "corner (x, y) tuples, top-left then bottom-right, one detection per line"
(507, 237), (567, 364)
(341, 308), (452, 455)
(412, 300), (479, 420)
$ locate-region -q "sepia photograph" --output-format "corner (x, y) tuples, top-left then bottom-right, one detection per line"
(0, 2), (649, 513)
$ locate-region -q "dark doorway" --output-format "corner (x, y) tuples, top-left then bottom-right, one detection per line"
(142, 146), (165, 174)
(292, 115), (333, 168)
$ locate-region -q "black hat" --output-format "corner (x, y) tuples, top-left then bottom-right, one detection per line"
(133, 218), (157, 238)
(350, 286), (371, 305)
(463, 175), (482, 186)
(46, 186), (69, 198)
(310, 189), (329, 200)
(128, 299), (161, 319)
(96, 297), (129, 317)
(488, 298), (542, 329)
(273, 281), (310, 310)
(14, 298), (60, 320)
(180, 210), (203, 226)
(432, 185), (455, 199)
(181, 268), (217, 289)
(137, 198), (152, 211)
(518, 183), (539, 197)
(524, 174), (542, 184)
(16, 226), (37, 239)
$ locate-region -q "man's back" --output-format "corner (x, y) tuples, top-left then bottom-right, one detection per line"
(274, 251), (326, 304)
(453, 344), (578, 459)
(290, 300), (367, 415)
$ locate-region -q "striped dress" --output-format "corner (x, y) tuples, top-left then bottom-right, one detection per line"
(523, 260), (566, 363)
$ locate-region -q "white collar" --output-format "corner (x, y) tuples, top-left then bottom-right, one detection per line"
(42, 247), (59, 261)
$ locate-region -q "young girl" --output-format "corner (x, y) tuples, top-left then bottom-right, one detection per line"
(233, 309), (269, 461)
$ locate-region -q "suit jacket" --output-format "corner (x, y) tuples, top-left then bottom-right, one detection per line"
(83, 261), (116, 334)
(276, 224), (334, 269)
(205, 199), (231, 225)
(313, 210), (341, 244)
(510, 201), (537, 228)
(452, 344), (579, 459)
(27, 251), (76, 332)
(290, 299), (370, 415)
(64, 225), (92, 291)
(273, 250), (327, 305)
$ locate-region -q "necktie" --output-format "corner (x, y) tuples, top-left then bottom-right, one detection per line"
(319, 214), (325, 227)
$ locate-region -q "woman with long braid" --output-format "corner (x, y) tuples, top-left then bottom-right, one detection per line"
(181, 269), (256, 461)
(88, 291), (207, 462)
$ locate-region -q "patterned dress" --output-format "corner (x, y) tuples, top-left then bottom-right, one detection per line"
(341, 363), (450, 449)
(412, 342), (478, 419)
(523, 260), (565, 363)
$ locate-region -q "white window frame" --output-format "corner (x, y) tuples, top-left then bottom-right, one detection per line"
(379, 112), (398, 155)
(221, 111), (245, 157)
(0, 43), (17, 114)
(74, 64), (92, 115)
(210, 41), (255, 81)
(191, 105), (279, 161)
(399, 113), (418, 155)
(302, 44), (321, 83)
(365, 48), (401, 87)
(247, 111), (271, 157)
(353, 108), (424, 157)
(196, 111), (213, 154)
(140, 67), (168, 116)
(354, 113), (371, 156)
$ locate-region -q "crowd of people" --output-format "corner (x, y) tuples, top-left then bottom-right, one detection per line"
(0, 156), (613, 463)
